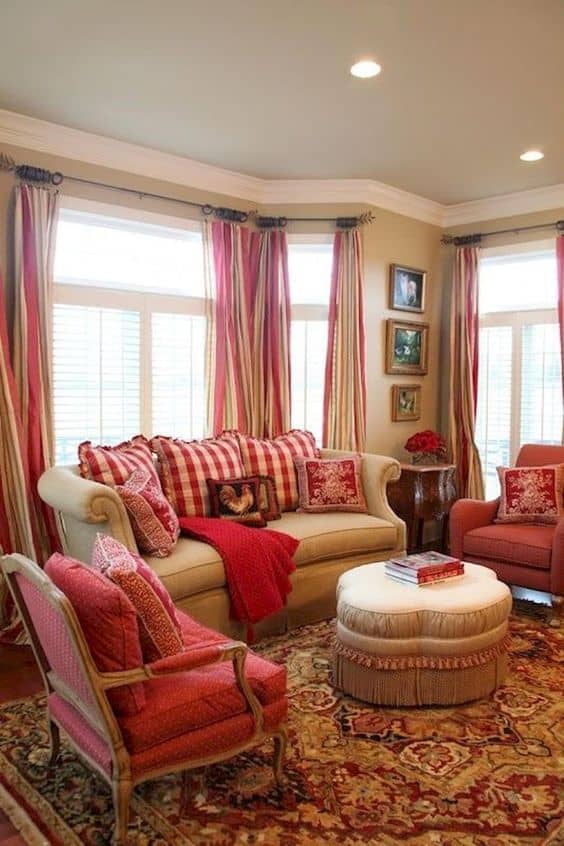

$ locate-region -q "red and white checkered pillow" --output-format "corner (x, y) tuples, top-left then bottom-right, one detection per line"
(150, 435), (245, 517)
(78, 436), (160, 488)
(231, 430), (320, 512)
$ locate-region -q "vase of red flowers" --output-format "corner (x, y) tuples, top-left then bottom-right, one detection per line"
(404, 430), (447, 465)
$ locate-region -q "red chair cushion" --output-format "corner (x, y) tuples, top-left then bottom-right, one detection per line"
(463, 523), (554, 570)
(45, 554), (146, 716)
(118, 610), (287, 753)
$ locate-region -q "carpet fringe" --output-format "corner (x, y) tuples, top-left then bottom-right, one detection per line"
(0, 783), (50, 845)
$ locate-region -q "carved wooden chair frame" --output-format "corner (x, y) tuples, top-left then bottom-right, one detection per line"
(2, 553), (288, 844)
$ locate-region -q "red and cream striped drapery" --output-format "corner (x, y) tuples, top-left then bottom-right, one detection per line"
(204, 219), (255, 435)
(0, 271), (36, 642)
(557, 235), (564, 426)
(13, 183), (61, 560)
(323, 228), (367, 451)
(447, 245), (484, 499)
(250, 229), (292, 438)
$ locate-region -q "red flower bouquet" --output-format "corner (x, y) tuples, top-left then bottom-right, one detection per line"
(404, 430), (447, 464)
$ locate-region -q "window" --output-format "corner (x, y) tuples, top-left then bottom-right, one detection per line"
(288, 238), (332, 443)
(53, 201), (206, 464)
(475, 245), (562, 499)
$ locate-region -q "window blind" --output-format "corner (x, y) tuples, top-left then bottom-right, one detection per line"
(520, 323), (562, 445)
(475, 326), (512, 499)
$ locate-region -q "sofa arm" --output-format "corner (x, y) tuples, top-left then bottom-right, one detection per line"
(320, 449), (406, 551)
(38, 466), (137, 559)
(449, 497), (500, 560)
(550, 518), (564, 597)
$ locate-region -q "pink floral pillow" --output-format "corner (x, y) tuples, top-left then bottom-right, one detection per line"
(92, 534), (184, 662)
(116, 469), (179, 557)
(496, 464), (564, 524)
(294, 455), (368, 513)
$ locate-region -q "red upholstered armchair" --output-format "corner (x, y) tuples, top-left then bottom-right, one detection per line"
(1, 554), (288, 845)
(449, 444), (564, 609)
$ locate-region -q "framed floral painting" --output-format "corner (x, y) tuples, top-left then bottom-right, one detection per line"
(391, 384), (421, 421)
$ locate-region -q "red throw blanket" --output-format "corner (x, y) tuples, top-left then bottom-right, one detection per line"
(178, 517), (298, 637)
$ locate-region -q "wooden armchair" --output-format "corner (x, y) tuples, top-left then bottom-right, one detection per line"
(449, 444), (564, 609)
(1, 554), (288, 844)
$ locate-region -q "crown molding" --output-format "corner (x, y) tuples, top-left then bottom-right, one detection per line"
(0, 109), (562, 229)
(443, 183), (564, 227)
(0, 108), (264, 203)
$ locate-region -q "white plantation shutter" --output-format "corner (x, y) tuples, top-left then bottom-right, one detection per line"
(520, 323), (562, 445)
(53, 304), (140, 463)
(475, 326), (512, 499)
(151, 313), (207, 439)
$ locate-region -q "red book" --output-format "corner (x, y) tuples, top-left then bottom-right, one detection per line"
(385, 562), (464, 583)
(388, 551), (462, 577)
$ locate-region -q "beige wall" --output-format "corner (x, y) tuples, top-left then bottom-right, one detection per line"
(0, 142), (443, 459)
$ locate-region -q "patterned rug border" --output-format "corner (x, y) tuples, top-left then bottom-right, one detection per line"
(0, 782), (49, 846)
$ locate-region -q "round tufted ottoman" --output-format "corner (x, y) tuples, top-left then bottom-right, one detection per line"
(334, 562), (512, 706)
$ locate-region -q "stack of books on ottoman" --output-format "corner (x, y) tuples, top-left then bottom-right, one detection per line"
(385, 552), (464, 586)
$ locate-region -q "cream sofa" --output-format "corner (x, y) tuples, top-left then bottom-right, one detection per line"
(39, 449), (406, 640)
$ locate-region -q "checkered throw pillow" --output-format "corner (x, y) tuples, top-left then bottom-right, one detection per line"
(78, 436), (159, 488)
(150, 435), (245, 517)
(231, 430), (320, 512)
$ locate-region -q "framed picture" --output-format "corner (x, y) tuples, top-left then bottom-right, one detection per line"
(389, 264), (426, 313)
(386, 319), (429, 375)
(391, 384), (421, 421)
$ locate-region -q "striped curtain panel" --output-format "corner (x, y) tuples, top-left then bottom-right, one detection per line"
(557, 235), (564, 431)
(323, 228), (367, 451)
(447, 246), (485, 499)
(250, 229), (292, 438)
(204, 219), (255, 435)
(13, 183), (61, 560)
(0, 272), (36, 642)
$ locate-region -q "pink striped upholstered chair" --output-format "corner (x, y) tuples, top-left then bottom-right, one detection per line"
(1, 554), (288, 845)
(449, 444), (564, 610)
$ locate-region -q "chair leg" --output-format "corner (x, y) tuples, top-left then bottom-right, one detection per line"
(111, 778), (132, 845)
(551, 595), (563, 617)
(272, 728), (288, 786)
(48, 719), (60, 768)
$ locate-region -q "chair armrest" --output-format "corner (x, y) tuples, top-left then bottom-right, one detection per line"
(147, 641), (244, 676)
(449, 497), (500, 559)
(321, 449), (406, 551)
(38, 466), (137, 554)
(551, 517), (564, 596)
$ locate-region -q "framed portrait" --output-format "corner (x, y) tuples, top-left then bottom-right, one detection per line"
(389, 264), (426, 313)
(386, 319), (429, 375)
(391, 384), (421, 421)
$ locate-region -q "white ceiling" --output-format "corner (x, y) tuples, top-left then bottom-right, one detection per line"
(0, 0), (562, 205)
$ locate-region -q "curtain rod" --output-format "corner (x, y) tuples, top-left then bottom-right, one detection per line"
(442, 219), (564, 246)
(0, 152), (374, 229)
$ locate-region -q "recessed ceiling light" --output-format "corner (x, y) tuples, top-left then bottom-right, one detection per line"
(520, 150), (544, 162)
(350, 60), (381, 79)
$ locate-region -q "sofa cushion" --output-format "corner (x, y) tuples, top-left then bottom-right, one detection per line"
(145, 537), (227, 601)
(463, 523), (554, 570)
(45, 553), (145, 716)
(273, 512), (397, 567)
(232, 429), (319, 512)
(119, 609), (287, 753)
(206, 476), (266, 527)
(78, 435), (159, 488)
(150, 435), (244, 517)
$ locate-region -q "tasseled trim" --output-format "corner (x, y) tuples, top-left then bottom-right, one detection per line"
(334, 634), (511, 670)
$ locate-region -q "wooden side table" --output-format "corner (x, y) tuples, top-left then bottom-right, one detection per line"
(387, 463), (457, 553)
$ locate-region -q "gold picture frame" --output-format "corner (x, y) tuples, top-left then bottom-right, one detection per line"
(391, 384), (421, 421)
(386, 319), (429, 375)
(389, 264), (427, 313)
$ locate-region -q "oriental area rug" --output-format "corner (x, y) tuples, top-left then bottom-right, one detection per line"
(0, 601), (562, 846)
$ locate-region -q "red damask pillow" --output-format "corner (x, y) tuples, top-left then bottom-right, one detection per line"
(294, 455), (368, 513)
(92, 534), (184, 662)
(496, 464), (564, 524)
(230, 429), (320, 512)
(78, 435), (160, 488)
(206, 476), (266, 527)
(116, 469), (179, 557)
(150, 435), (244, 517)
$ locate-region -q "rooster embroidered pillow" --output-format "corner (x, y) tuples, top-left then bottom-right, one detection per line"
(206, 476), (266, 527)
